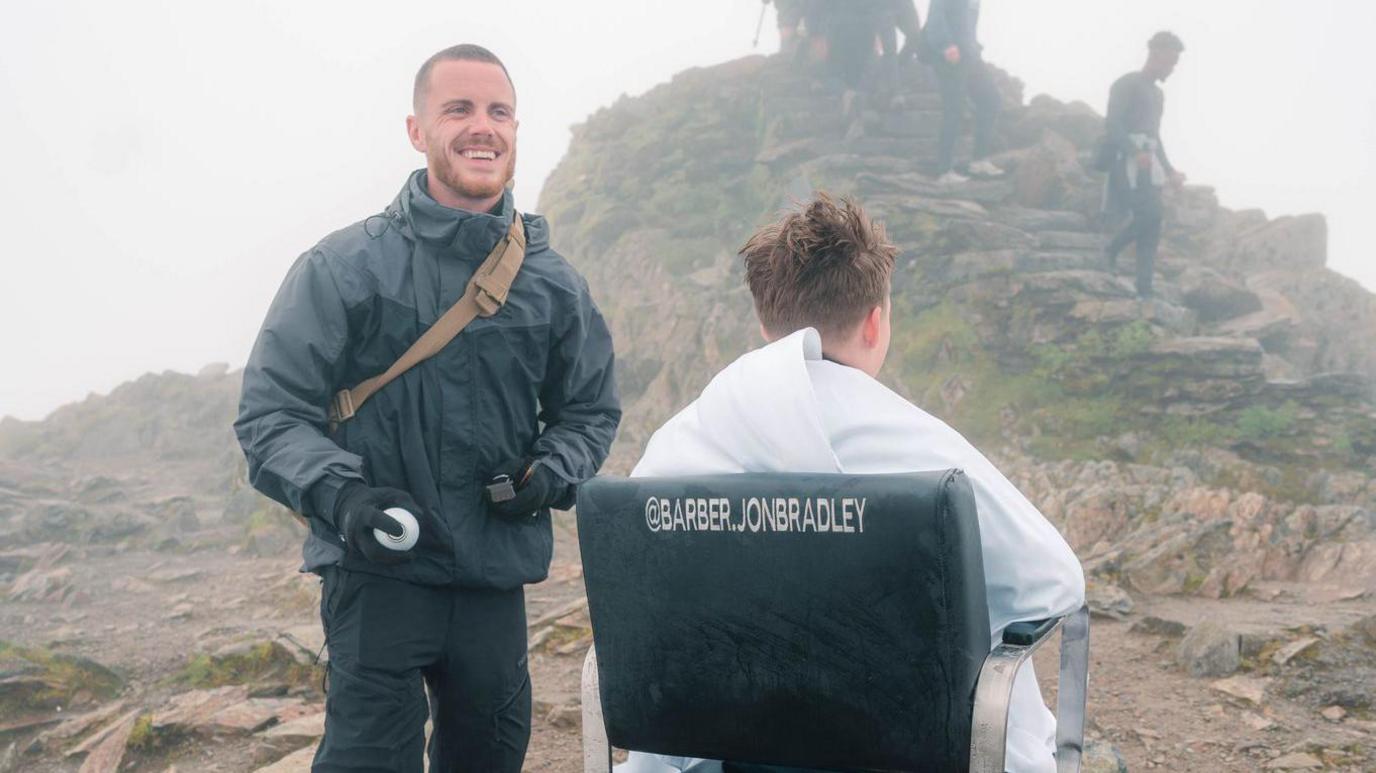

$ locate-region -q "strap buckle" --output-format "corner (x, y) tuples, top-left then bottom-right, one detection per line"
(473, 274), (508, 317)
(329, 389), (356, 425)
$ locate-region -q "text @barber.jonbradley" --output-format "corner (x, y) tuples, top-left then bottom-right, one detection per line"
(643, 496), (868, 534)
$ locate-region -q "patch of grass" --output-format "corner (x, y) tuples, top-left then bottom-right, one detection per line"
(1107, 320), (1157, 359)
(178, 641), (318, 689)
(1157, 416), (1238, 449)
(1333, 432), (1355, 456)
(0, 641), (122, 719)
(1235, 402), (1300, 442)
(126, 713), (156, 751)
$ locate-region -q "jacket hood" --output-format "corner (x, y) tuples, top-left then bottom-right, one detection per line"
(388, 169), (550, 256)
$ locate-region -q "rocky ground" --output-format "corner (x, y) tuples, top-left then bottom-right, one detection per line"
(1, 519), (1374, 772)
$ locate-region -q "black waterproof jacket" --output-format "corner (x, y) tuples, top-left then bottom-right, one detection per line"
(924, 0), (981, 58)
(235, 171), (620, 588)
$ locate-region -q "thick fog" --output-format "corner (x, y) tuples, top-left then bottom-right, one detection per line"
(1, 0), (1372, 420)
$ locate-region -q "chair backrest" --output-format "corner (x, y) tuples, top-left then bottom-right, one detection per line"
(576, 470), (990, 772)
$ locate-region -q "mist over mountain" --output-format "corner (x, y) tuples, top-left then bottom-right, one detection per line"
(1, 52), (1374, 772)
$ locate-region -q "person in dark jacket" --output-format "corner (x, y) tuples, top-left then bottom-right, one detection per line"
(772, 0), (807, 56)
(924, 0), (1004, 183)
(876, 0), (922, 106)
(235, 44), (620, 773)
(1101, 31), (1187, 299)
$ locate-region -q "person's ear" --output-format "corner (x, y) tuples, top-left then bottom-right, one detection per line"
(862, 305), (883, 347)
(759, 322), (773, 343)
(406, 114), (426, 153)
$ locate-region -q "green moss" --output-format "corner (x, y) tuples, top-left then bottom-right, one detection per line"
(178, 641), (319, 690)
(1156, 416), (1238, 449)
(1333, 432), (1355, 456)
(1236, 402), (1300, 441)
(0, 641), (122, 719)
(126, 713), (156, 750)
(1107, 320), (1157, 359)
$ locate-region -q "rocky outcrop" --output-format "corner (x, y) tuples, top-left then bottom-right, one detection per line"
(1008, 453), (1376, 600)
(540, 55), (1376, 483)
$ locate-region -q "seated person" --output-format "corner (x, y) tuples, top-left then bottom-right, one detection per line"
(620, 194), (1086, 773)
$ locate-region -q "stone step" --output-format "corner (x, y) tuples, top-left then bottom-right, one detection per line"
(997, 206), (1091, 233)
(866, 194), (988, 222)
(862, 109), (943, 140)
(1037, 230), (1106, 251)
(840, 136), (938, 159)
(927, 218), (1036, 254)
(940, 250), (1104, 284)
(855, 171), (1013, 206)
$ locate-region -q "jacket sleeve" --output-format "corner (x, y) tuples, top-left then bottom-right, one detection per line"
(530, 276), (622, 509)
(954, 443), (1086, 637)
(234, 249), (367, 525)
(1105, 76), (1135, 157)
(923, 0), (955, 52)
(925, 0), (977, 54)
(1155, 137), (1175, 174)
(977, 469), (1086, 635)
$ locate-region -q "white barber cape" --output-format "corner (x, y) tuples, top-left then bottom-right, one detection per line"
(618, 329), (1086, 773)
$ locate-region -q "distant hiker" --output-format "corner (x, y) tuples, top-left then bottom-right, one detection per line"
(923, 0), (1005, 183)
(1100, 31), (1187, 300)
(876, 0), (923, 104)
(814, 0), (891, 91)
(235, 44), (620, 773)
(893, 0), (923, 63)
(770, 0), (806, 56)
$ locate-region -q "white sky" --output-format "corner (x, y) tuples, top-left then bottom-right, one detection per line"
(2, 1), (1373, 421)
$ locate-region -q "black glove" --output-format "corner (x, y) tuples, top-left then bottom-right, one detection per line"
(334, 483), (428, 565)
(485, 457), (571, 519)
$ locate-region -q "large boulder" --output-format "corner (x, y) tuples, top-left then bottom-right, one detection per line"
(0, 642), (122, 721)
(1009, 130), (1088, 211)
(1178, 265), (1262, 322)
(1177, 620), (1241, 677)
(1229, 213), (1327, 272)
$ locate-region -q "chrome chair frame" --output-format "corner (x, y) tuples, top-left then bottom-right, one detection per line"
(969, 604), (1090, 773)
(580, 604), (1090, 773)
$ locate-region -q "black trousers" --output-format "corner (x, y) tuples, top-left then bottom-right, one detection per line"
(1105, 180), (1163, 298)
(828, 18), (878, 89)
(313, 567), (530, 773)
(934, 56), (1000, 174)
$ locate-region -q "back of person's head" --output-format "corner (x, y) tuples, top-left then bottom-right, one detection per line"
(1148, 31), (1185, 53)
(740, 193), (897, 340)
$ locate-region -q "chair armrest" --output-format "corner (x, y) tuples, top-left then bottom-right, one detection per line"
(582, 645), (611, 772)
(968, 605), (1090, 773)
(1003, 617), (1059, 646)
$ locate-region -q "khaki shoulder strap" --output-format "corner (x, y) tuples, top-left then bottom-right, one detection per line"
(328, 212), (528, 430)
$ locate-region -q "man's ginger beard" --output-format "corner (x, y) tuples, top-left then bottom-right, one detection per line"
(426, 134), (517, 204)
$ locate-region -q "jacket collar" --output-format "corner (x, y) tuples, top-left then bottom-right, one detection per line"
(392, 169), (516, 259)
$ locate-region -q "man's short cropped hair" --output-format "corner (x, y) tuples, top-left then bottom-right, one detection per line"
(1148, 31), (1185, 53)
(413, 44), (515, 113)
(740, 193), (897, 339)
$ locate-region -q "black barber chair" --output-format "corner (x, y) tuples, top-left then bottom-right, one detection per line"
(575, 471), (1089, 773)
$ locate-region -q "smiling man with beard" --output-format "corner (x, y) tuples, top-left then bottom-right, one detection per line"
(235, 44), (620, 772)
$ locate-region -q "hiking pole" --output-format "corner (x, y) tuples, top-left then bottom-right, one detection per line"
(752, 2), (767, 48)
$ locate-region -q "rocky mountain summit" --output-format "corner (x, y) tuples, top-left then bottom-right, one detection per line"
(0, 53), (1373, 771)
(539, 54), (1376, 602)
